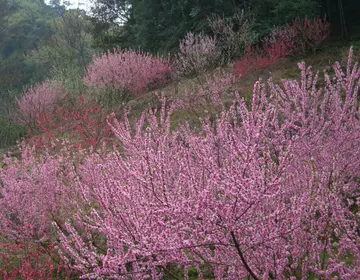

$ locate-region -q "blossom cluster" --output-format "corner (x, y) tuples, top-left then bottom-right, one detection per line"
(16, 81), (66, 127)
(84, 49), (173, 95)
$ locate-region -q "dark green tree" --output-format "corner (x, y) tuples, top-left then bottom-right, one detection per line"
(90, 0), (247, 53)
(0, 0), (55, 92)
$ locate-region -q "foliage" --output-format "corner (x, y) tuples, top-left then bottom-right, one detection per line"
(91, 0), (248, 53)
(26, 9), (94, 98)
(270, 0), (320, 23)
(88, 0), (346, 54)
(91, 0), (132, 23)
(250, 0), (320, 36)
(90, 21), (135, 53)
(0, 0), (12, 24)
(0, 115), (26, 149)
(84, 49), (173, 103)
(28, 9), (93, 73)
(0, 0), (55, 92)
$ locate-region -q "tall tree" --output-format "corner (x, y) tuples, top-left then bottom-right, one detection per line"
(129, 0), (245, 53)
(92, 0), (132, 23)
(90, 0), (323, 53)
(0, 0), (55, 92)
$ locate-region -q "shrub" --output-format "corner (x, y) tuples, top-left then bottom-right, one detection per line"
(54, 49), (360, 279)
(233, 45), (279, 77)
(176, 32), (221, 77)
(29, 96), (114, 151)
(0, 145), (76, 242)
(262, 25), (298, 60)
(208, 10), (256, 64)
(0, 242), (72, 280)
(292, 16), (331, 54)
(84, 49), (173, 104)
(0, 146), (79, 278)
(233, 26), (297, 77)
(183, 69), (236, 108)
(16, 81), (66, 129)
(233, 16), (330, 78)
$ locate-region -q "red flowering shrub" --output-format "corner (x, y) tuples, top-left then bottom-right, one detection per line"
(262, 25), (298, 60)
(234, 16), (330, 78)
(28, 96), (114, 151)
(233, 46), (276, 77)
(234, 27), (296, 77)
(0, 242), (72, 280)
(292, 16), (331, 54)
(84, 49), (173, 99)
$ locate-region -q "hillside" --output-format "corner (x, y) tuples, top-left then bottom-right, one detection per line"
(1, 1), (360, 278)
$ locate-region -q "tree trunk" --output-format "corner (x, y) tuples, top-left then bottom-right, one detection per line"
(338, 0), (348, 39)
(325, 0), (332, 23)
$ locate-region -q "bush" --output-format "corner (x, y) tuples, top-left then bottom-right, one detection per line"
(84, 49), (173, 104)
(16, 81), (66, 129)
(28, 96), (114, 151)
(176, 32), (221, 77)
(262, 25), (298, 59)
(182, 69), (236, 108)
(233, 46), (277, 77)
(0, 242), (72, 280)
(291, 16), (331, 54)
(0, 145), (82, 278)
(0, 145), (74, 242)
(208, 10), (256, 64)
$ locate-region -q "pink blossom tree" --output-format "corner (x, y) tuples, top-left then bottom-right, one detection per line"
(16, 81), (66, 129)
(177, 32), (221, 77)
(53, 49), (360, 279)
(0, 144), (79, 242)
(83, 49), (173, 105)
(0, 144), (89, 277)
(208, 11), (256, 64)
